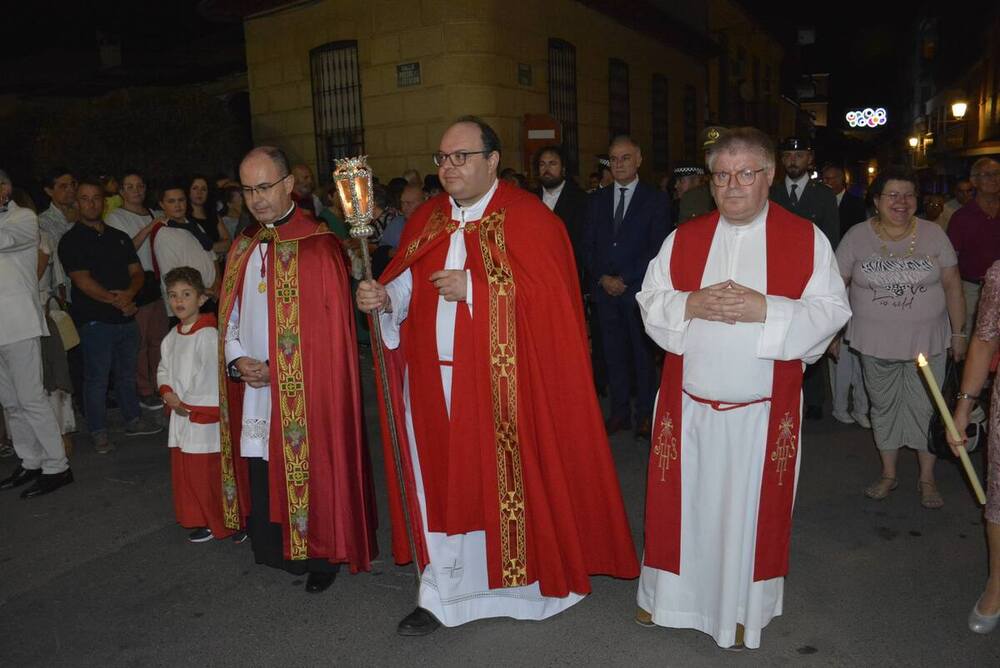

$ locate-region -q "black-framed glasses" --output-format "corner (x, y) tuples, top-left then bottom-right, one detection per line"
(240, 173), (290, 197)
(432, 150), (491, 167)
(710, 168), (766, 187)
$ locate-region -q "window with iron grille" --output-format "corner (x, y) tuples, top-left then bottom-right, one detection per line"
(310, 41), (364, 180)
(548, 39), (579, 175)
(609, 58), (630, 141)
(683, 84), (697, 160)
(651, 74), (669, 171)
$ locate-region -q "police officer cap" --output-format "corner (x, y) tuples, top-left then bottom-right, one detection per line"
(779, 136), (812, 151)
(672, 161), (705, 177)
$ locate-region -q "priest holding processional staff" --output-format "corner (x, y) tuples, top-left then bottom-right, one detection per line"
(355, 116), (639, 636)
(635, 127), (851, 649)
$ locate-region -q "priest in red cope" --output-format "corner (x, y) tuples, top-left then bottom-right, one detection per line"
(356, 117), (638, 636)
(634, 128), (850, 649)
(220, 146), (377, 594)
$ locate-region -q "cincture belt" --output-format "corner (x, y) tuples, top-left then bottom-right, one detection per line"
(683, 390), (770, 412)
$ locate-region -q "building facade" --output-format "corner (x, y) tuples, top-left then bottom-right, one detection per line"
(243, 0), (718, 183)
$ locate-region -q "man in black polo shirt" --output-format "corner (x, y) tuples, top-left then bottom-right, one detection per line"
(58, 180), (161, 453)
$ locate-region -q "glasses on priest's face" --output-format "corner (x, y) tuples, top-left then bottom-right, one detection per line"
(432, 150), (491, 168)
(710, 168), (766, 188)
(240, 173), (290, 198)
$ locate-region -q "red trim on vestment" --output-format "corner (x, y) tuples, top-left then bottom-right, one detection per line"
(176, 313), (217, 335)
(645, 203), (813, 581)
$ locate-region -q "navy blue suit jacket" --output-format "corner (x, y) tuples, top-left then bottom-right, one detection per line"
(583, 181), (672, 294)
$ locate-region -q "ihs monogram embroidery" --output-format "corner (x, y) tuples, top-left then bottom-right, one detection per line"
(653, 412), (678, 482)
(770, 412), (797, 486)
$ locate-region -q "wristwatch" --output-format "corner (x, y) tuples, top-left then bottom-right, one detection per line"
(956, 391), (979, 402)
(227, 359), (243, 379)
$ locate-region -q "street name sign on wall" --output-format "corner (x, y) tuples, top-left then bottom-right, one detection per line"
(397, 62), (421, 88)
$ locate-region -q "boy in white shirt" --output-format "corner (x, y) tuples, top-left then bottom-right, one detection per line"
(157, 267), (235, 543)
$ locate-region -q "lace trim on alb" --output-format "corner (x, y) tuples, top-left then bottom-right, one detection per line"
(241, 417), (268, 441)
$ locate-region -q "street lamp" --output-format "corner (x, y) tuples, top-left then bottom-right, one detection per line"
(908, 136), (919, 148)
(951, 101), (968, 120)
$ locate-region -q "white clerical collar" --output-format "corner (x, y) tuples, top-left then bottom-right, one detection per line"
(450, 178), (499, 224)
(720, 202), (768, 234)
(264, 203), (296, 229)
(785, 173), (809, 194)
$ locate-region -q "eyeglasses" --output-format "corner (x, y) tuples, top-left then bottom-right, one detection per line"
(879, 191), (917, 202)
(710, 168), (765, 187)
(432, 150), (491, 167)
(240, 173), (290, 197)
(973, 171), (1000, 180)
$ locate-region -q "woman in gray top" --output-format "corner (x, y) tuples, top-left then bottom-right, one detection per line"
(836, 168), (965, 509)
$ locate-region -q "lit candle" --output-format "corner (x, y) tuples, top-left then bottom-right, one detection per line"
(916, 353), (986, 505)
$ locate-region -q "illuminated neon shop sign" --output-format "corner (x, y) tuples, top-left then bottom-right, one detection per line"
(845, 107), (887, 128)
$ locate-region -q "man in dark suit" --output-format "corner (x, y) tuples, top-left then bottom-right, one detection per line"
(584, 135), (672, 438)
(770, 137), (841, 420)
(535, 145), (589, 269)
(821, 163), (868, 237)
(535, 145), (607, 393)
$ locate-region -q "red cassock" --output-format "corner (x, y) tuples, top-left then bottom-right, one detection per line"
(217, 207), (378, 572)
(374, 181), (639, 597)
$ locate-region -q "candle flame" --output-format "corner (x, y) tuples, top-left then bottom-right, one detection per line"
(917, 353), (927, 366)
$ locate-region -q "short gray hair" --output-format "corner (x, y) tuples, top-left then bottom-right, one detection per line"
(971, 157), (1000, 177)
(705, 127), (775, 172)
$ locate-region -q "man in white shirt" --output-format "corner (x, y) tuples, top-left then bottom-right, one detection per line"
(636, 127), (850, 649)
(0, 169), (72, 498)
(38, 168), (78, 248)
(105, 171), (168, 409)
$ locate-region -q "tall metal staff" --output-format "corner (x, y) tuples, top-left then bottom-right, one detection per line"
(333, 156), (421, 582)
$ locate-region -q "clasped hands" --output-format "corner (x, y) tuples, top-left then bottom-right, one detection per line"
(234, 357), (271, 388)
(600, 275), (627, 297)
(684, 280), (767, 324)
(109, 289), (138, 317)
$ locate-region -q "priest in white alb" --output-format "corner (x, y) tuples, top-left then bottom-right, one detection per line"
(634, 127), (851, 649)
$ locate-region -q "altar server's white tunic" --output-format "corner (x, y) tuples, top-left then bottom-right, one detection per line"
(635, 204), (850, 649)
(380, 179), (584, 627)
(157, 320), (220, 454)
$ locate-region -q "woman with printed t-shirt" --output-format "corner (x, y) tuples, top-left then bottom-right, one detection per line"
(836, 168), (965, 509)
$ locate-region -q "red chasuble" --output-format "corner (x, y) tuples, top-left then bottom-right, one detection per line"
(218, 207), (378, 572)
(374, 180), (639, 597)
(644, 204), (814, 582)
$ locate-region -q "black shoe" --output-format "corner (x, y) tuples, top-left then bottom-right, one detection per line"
(397, 607), (441, 636)
(804, 405), (823, 421)
(232, 531), (248, 544)
(604, 415), (630, 436)
(20, 468), (74, 499)
(188, 527), (214, 543)
(0, 465), (42, 490)
(139, 394), (163, 410)
(305, 572), (337, 593)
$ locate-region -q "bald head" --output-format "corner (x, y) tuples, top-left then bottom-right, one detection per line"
(292, 163), (316, 196)
(239, 146), (294, 225)
(400, 183), (426, 218)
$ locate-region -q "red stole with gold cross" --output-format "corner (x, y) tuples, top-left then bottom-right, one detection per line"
(644, 205), (814, 581)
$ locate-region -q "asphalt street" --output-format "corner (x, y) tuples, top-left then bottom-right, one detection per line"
(2, 352), (998, 667)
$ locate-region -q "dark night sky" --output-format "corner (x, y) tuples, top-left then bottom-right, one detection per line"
(3, 1), (995, 114)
